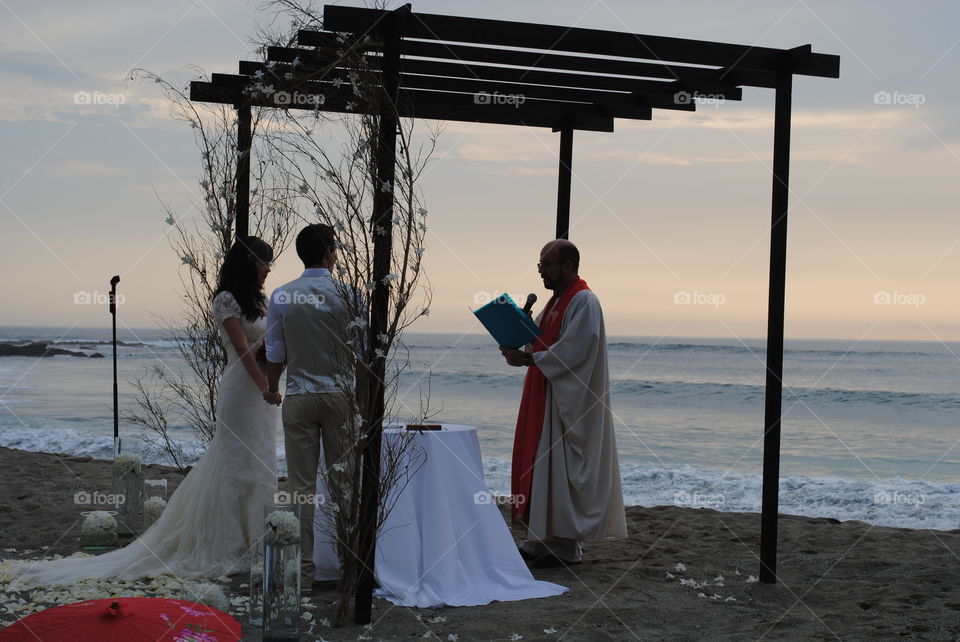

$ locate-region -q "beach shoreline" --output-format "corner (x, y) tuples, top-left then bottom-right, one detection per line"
(2, 445), (960, 640)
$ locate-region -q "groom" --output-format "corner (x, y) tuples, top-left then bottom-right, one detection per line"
(264, 223), (356, 591)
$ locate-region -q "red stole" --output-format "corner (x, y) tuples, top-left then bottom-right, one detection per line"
(511, 278), (590, 523)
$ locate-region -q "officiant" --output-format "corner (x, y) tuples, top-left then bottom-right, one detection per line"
(500, 239), (627, 568)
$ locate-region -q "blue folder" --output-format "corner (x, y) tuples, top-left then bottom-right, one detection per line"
(472, 294), (542, 349)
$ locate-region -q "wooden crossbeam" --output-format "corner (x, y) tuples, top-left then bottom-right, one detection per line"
(258, 47), (744, 101)
(291, 34), (779, 89)
(322, 5), (840, 78)
(237, 59), (700, 115)
(237, 60), (740, 114)
(191, 77), (619, 131)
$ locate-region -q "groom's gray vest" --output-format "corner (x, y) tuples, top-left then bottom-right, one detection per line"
(276, 274), (353, 396)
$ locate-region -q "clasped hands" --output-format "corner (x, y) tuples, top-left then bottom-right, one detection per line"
(262, 388), (282, 405)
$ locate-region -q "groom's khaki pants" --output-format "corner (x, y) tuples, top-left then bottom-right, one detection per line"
(282, 392), (353, 584)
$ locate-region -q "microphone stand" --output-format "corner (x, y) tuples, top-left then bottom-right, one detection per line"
(109, 275), (120, 457)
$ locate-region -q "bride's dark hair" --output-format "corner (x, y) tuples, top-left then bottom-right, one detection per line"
(213, 236), (273, 321)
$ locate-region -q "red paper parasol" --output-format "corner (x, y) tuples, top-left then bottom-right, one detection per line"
(0, 597), (241, 641)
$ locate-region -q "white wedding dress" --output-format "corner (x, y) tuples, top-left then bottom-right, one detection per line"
(11, 292), (279, 586)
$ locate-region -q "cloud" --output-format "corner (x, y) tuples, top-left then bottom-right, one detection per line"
(456, 142), (548, 163)
(620, 108), (912, 132)
(0, 50), (87, 84)
(49, 160), (124, 177)
(433, 108), (919, 173)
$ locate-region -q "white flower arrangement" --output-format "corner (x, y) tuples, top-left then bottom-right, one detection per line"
(264, 510), (300, 545)
(144, 496), (166, 525)
(79, 511), (118, 547)
(181, 581), (229, 613)
(113, 452), (141, 476)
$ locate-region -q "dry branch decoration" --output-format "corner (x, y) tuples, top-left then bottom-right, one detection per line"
(123, 67), (299, 473)
(256, 14), (440, 622)
(127, 1), (440, 623)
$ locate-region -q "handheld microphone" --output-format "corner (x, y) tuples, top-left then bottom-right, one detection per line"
(521, 293), (537, 317)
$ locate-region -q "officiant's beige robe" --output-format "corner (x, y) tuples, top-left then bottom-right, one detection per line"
(528, 289), (627, 542)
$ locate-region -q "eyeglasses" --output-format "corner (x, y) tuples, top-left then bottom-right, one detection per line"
(537, 260), (560, 270)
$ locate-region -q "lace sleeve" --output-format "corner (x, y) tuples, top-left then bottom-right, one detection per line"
(212, 291), (243, 323)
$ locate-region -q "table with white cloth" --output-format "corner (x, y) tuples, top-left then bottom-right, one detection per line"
(313, 423), (567, 607)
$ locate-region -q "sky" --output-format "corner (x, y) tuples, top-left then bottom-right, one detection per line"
(0, 1), (958, 342)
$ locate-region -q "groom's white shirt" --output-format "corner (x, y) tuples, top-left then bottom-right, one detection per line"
(265, 268), (353, 395)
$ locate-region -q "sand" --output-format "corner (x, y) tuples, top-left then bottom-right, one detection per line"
(2, 445), (960, 640)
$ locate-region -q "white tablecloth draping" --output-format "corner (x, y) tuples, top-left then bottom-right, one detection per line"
(313, 424), (567, 607)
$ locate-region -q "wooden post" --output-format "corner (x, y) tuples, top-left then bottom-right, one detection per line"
(235, 100), (252, 240)
(759, 69), (792, 584)
(354, 5), (408, 625)
(556, 128), (573, 239)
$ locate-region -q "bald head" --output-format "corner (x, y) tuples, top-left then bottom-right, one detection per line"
(539, 239), (580, 270)
(538, 239), (580, 293)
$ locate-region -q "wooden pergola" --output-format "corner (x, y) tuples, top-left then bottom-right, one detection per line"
(191, 3), (839, 623)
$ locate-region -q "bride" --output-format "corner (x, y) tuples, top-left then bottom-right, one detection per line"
(13, 237), (281, 586)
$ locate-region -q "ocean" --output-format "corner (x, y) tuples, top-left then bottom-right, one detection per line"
(1, 326), (958, 530)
